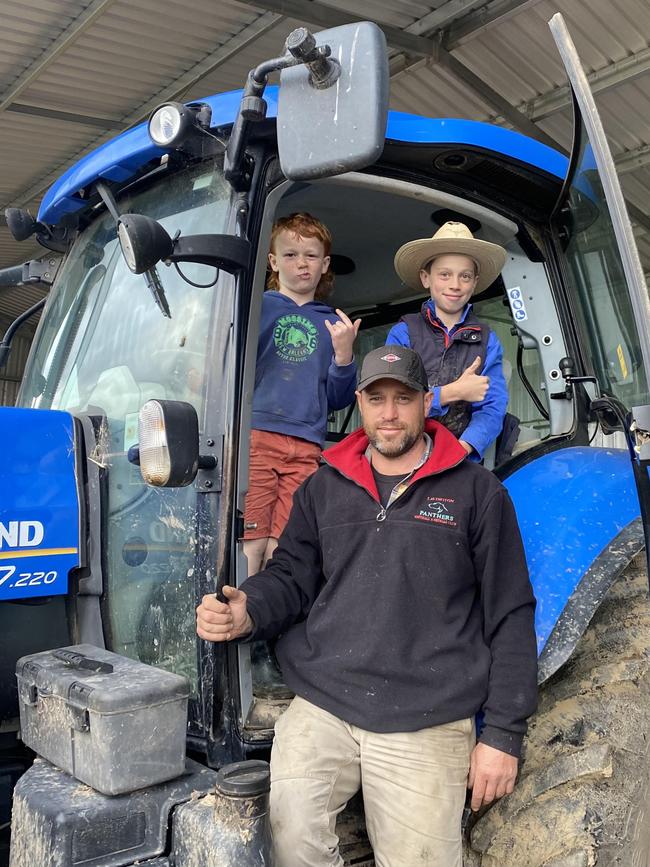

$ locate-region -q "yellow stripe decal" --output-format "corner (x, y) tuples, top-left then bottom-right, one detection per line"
(617, 344), (629, 380)
(0, 547), (78, 560)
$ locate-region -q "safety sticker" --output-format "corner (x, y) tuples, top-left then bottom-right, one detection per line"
(507, 286), (528, 322)
(617, 344), (629, 381)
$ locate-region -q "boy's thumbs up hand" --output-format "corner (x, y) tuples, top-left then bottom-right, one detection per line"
(452, 356), (490, 403)
(196, 586), (253, 642)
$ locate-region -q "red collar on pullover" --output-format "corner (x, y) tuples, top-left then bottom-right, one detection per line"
(322, 419), (467, 503)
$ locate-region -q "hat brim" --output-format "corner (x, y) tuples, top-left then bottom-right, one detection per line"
(394, 237), (507, 294)
(357, 372), (426, 392)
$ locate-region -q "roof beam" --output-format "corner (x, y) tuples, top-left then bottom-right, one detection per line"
(6, 11), (283, 133)
(232, 0), (436, 58)
(391, 0), (537, 81)
(444, 0), (541, 48)
(405, 0), (491, 35)
(616, 143), (650, 175)
(0, 0), (119, 113)
(624, 202), (650, 234)
(435, 45), (561, 150)
(523, 45), (650, 121)
(8, 103), (123, 130)
(3, 11), (283, 210)
(120, 11), (283, 124)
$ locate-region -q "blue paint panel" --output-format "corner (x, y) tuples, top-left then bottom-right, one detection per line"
(39, 86), (566, 225)
(0, 407), (81, 600)
(385, 113), (568, 180)
(504, 447), (640, 654)
(38, 90), (275, 225)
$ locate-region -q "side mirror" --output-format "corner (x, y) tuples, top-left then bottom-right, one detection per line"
(5, 207), (72, 253)
(277, 21), (389, 180)
(5, 208), (39, 242)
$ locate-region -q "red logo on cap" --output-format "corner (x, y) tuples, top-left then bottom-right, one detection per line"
(380, 353), (401, 363)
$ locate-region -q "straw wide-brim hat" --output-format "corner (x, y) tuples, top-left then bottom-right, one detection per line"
(394, 221), (507, 295)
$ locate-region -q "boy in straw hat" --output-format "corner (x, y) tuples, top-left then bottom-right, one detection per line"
(387, 221), (509, 460)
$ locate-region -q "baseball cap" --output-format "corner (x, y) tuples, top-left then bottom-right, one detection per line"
(357, 345), (429, 392)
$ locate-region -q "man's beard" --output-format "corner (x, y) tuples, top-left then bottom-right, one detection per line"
(365, 422), (423, 458)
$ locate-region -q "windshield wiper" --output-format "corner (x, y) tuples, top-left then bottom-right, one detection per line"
(144, 267), (171, 318)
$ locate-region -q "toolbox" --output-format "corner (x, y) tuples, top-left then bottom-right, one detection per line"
(9, 757), (215, 867)
(15, 644), (190, 795)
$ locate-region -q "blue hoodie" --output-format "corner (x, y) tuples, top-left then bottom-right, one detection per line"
(252, 292), (357, 447)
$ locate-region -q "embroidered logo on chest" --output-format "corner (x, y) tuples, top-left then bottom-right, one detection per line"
(414, 496), (457, 527)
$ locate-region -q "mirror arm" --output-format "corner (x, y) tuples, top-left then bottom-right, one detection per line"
(95, 181), (121, 221)
(167, 234), (251, 273)
(0, 265), (28, 291)
(0, 257), (62, 293)
(224, 28), (338, 191)
(224, 64), (280, 191)
(0, 297), (47, 370)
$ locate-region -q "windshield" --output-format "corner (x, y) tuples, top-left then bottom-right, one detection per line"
(19, 158), (231, 693)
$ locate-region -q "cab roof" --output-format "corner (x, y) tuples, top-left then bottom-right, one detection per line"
(38, 86), (567, 226)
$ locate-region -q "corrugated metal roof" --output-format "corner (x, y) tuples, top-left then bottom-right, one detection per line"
(1, 0), (649, 292)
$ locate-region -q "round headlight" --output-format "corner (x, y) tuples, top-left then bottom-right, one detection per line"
(148, 102), (193, 148)
(117, 220), (136, 271)
(116, 213), (173, 274)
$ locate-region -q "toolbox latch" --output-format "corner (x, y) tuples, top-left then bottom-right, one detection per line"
(18, 681), (38, 706)
(68, 681), (93, 732)
(17, 661), (41, 706)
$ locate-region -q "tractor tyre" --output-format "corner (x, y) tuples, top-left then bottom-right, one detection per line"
(467, 551), (650, 866)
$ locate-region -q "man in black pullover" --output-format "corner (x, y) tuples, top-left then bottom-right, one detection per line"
(197, 345), (537, 867)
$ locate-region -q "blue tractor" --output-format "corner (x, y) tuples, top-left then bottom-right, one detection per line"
(1, 13), (649, 866)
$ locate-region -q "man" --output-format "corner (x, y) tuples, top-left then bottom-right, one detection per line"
(197, 345), (537, 867)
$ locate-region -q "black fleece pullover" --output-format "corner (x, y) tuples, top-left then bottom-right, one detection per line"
(241, 420), (538, 756)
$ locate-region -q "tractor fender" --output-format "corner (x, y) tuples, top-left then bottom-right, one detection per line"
(503, 446), (643, 682)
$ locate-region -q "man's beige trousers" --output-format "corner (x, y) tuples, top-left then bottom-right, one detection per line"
(270, 696), (475, 867)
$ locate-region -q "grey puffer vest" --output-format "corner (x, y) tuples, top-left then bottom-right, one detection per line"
(400, 304), (491, 437)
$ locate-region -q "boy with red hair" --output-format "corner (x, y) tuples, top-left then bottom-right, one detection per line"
(243, 213), (359, 574)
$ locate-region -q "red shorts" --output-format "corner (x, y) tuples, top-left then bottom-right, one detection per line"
(243, 429), (321, 540)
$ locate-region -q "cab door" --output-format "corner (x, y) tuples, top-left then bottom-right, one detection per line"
(547, 12), (650, 561)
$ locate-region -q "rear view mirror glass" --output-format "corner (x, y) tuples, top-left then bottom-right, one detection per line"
(277, 22), (389, 180)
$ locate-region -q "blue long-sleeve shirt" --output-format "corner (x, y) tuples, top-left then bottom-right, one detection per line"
(252, 291), (357, 447)
(386, 301), (508, 458)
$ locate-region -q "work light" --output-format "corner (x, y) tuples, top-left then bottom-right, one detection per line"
(138, 400), (199, 487)
(117, 214), (174, 274)
(148, 103), (195, 148)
